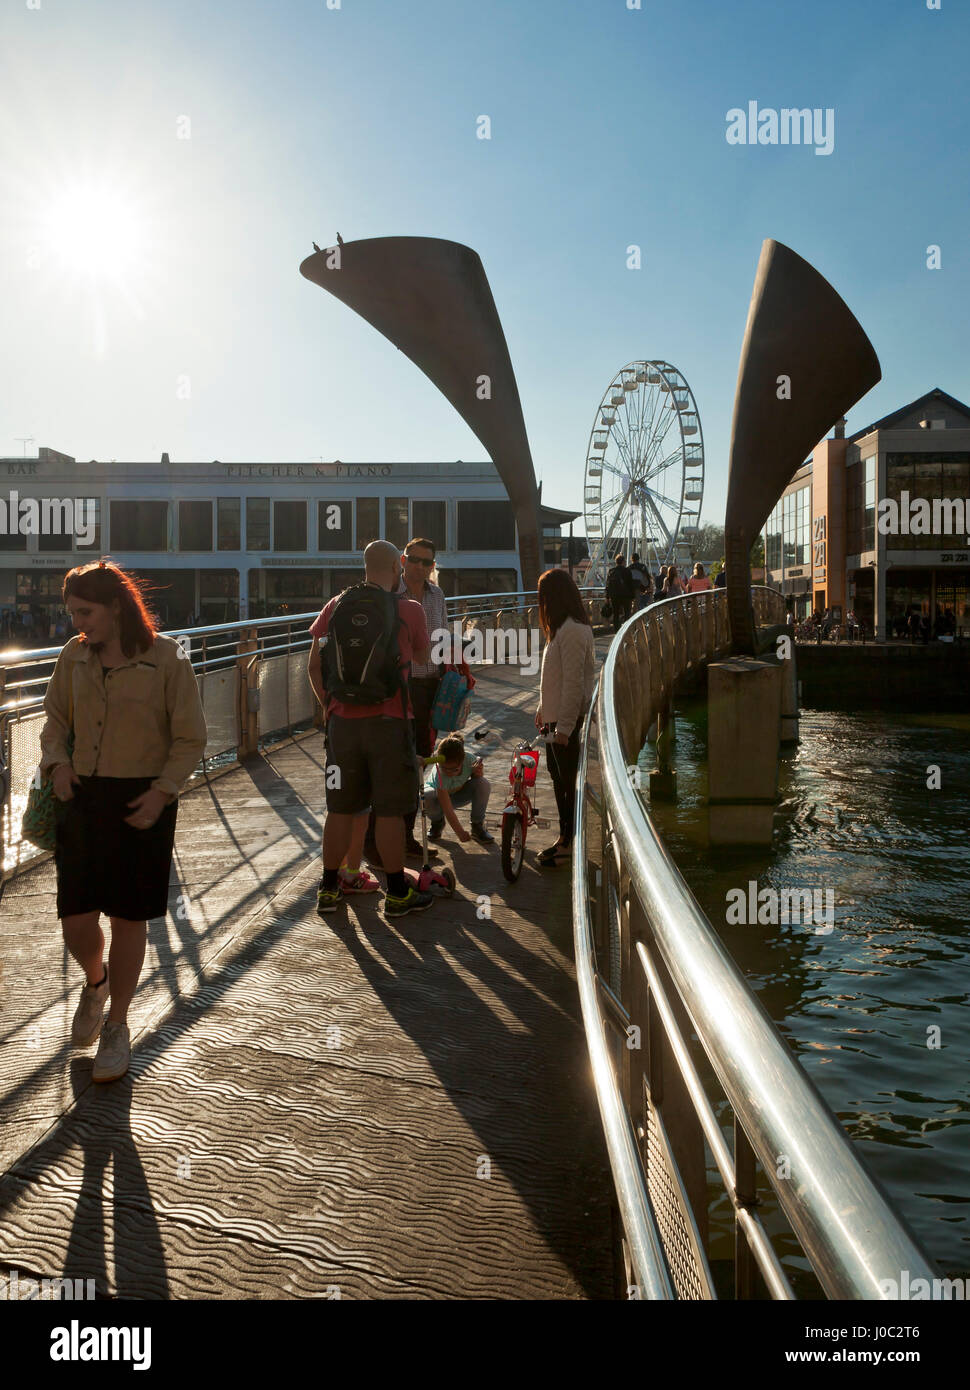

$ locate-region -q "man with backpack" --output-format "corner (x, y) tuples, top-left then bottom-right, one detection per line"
(605, 553), (635, 633)
(308, 539), (433, 919)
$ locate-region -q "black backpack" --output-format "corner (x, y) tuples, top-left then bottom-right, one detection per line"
(320, 584), (408, 711)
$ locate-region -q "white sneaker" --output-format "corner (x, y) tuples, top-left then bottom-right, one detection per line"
(92, 1021), (130, 1083)
(71, 972), (108, 1047)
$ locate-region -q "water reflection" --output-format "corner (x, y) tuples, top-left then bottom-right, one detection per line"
(650, 703), (970, 1277)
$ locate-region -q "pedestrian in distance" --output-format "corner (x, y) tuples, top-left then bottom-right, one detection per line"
(663, 565), (686, 597)
(628, 553), (648, 592)
(605, 552), (635, 633)
(308, 539), (434, 920)
(686, 562), (713, 593)
(423, 732), (494, 845)
(633, 572), (653, 614)
(534, 568), (596, 867)
(39, 560), (207, 1084)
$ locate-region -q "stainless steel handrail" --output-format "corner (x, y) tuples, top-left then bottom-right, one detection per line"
(575, 587), (937, 1299)
(0, 585), (604, 876)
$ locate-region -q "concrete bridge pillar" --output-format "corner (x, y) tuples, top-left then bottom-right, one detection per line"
(707, 658), (782, 846)
(780, 650), (799, 745)
(650, 699), (677, 802)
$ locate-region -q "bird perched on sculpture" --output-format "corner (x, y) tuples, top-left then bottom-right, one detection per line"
(312, 241), (322, 252)
(336, 233), (344, 246)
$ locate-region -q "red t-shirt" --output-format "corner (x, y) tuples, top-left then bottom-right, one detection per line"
(310, 587), (429, 719)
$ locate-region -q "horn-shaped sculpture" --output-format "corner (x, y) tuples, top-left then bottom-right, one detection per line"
(725, 240), (881, 654)
(300, 238), (542, 591)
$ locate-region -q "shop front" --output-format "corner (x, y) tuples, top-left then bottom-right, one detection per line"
(885, 566), (969, 638)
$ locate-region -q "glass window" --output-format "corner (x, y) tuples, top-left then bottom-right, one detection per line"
(246, 497), (270, 551)
(317, 499), (352, 551)
(385, 498), (409, 550)
(110, 500), (168, 551)
(199, 568), (240, 623)
(356, 497), (380, 550)
(440, 567), (517, 597)
(863, 458), (876, 551)
(179, 500), (213, 551)
(217, 497), (241, 551)
(886, 455), (915, 504)
(35, 497), (100, 552)
(0, 522), (28, 552)
(412, 500), (447, 553)
(77, 497), (101, 552)
(457, 500), (514, 550)
(273, 499), (307, 552)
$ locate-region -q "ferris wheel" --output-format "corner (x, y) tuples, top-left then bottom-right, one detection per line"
(583, 360), (705, 584)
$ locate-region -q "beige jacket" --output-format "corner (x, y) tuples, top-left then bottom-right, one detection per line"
(537, 617), (596, 740)
(39, 633), (208, 798)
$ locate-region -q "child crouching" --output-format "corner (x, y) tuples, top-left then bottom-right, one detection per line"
(423, 733), (494, 845)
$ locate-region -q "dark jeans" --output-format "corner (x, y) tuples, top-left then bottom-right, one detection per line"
(545, 720), (583, 842)
(611, 599), (632, 634)
(403, 675), (441, 840)
(409, 675), (441, 759)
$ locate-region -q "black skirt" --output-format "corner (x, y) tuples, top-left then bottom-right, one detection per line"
(54, 776), (178, 922)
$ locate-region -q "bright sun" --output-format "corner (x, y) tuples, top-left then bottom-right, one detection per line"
(41, 180), (144, 283)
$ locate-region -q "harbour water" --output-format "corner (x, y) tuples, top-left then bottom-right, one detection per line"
(648, 702), (970, 1279)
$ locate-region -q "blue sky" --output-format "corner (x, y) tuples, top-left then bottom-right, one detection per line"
(1, 0), (967, 528)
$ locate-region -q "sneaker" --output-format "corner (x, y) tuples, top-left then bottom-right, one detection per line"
(384, 887), (435, 918)
(71, 971), (109, 1047)
(339, 868), (380, 894)
(470, 822), (495, 845)
(405, 837), (438, 860)
(92, 1021), (130, 1083)
(428, 819), (445, 841)
(317, 884), (344, 915)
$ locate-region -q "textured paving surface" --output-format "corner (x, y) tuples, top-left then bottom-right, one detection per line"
(0, 653), (614, 1299)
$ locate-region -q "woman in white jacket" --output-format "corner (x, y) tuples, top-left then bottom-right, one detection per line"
(534, 569), (596, 866)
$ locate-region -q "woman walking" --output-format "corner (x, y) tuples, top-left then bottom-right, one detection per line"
(685, 562), (713, 593)
(663, 565), (686, 597)
(534, 569), (595, 867)
(39, 561), (207, 1082)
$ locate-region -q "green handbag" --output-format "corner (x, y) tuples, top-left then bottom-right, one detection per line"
(22, 678), (74, 852)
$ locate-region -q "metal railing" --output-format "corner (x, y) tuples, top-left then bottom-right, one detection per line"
(574, 587), (937, 1299)
(0, 587), (606, 879)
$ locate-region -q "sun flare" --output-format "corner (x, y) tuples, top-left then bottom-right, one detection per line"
(41, 180), (145, 284)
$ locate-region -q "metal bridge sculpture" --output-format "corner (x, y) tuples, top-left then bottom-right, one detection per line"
(724, 239), (881, 654)
(300, 238), (543, 592)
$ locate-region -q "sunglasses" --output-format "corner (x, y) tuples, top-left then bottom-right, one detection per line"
(406, 555), (434, 567)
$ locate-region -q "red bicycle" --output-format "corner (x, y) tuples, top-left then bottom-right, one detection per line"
(500, 739), (549, 882)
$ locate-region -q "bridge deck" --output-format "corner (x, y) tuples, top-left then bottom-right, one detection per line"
(0, 656), (613, 1299)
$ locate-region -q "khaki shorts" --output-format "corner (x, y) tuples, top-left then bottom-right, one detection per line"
(325, 715), (419, 817)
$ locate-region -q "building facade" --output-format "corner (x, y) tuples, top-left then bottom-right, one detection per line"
(763, 388), (970, 640)
(0, 450), (535, 636)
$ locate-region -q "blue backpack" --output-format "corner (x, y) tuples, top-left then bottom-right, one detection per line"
(431, 668), (472, 732)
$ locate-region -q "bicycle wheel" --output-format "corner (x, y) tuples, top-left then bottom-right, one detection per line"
(501, 811), (524, 882)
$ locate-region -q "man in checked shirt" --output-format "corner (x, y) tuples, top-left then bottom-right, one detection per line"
(395, 536), (448, 858)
